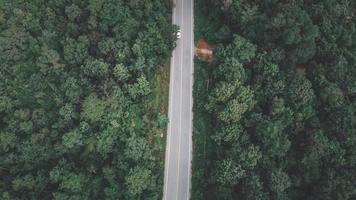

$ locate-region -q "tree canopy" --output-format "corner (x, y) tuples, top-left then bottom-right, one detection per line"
(0, 0), (175, 199)
(192, 0), (356, 199)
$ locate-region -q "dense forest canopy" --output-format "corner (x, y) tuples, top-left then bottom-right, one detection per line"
(192, 0), (356, 199)
(0, 0), (175, 199)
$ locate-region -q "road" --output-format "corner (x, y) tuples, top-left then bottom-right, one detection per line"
(163, 0), (194, 199)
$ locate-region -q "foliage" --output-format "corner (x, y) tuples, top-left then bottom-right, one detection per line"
(192, 0), (356, 199)
(0, 0), (175, 199)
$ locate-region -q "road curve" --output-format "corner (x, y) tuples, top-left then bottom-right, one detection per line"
(163, 0), (194, 199)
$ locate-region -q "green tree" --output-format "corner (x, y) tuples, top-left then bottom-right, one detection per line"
(212, 159), (246, 185)
(65, 4), (81, 21)
(127, 75), (151, 99)
(215, 34), (256, 63)
(81, 59), (110, 78)
(81, 93), (107, 123)
(64, 36), (89, 65)
(270, 169), (291, 200)
(126, 167), (155, 198)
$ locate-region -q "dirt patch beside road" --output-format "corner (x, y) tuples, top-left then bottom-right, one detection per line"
(195, 38), (215, 63)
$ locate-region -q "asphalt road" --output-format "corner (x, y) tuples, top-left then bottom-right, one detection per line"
(163, 0), (194, 199)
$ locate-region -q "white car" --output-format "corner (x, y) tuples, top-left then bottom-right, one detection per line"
(176, 29), (181, 39)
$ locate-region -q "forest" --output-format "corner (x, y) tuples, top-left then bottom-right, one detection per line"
(192, 0), (356, 200)
(0, 0), (175, 199)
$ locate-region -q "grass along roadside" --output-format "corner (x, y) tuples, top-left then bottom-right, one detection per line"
(149, 64), (170, 160)
(144, 64), (170, 199)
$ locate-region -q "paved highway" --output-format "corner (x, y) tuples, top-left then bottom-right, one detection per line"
(163, 0), (194, 199)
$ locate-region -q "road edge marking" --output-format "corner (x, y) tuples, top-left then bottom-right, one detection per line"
(163, 2), (177, 199)
(186, 0), (194, 199)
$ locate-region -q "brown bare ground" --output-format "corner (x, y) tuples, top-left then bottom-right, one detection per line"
(195, 38), (216, 64)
